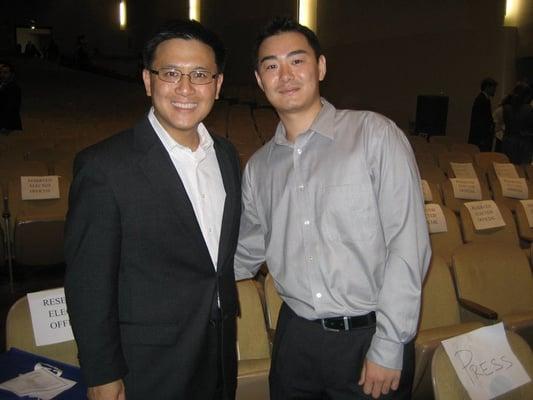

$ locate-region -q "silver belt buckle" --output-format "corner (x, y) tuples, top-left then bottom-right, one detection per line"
(321, 319), (339, 332)
(320, 316), (350, 332)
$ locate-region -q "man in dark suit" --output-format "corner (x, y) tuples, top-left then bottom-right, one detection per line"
(468, 77), (497, 151)
(0, 61), (22, 134)
(65, 20), (241, 400)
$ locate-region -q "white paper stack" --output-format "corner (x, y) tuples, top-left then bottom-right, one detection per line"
(0, 367), (76, 399)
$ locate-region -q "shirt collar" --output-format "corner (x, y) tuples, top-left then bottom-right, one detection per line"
(273, 97), (336, 145)
(148, 107), (214, 155)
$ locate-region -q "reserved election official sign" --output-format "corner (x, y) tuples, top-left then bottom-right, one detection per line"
(27, 288), (74, 346)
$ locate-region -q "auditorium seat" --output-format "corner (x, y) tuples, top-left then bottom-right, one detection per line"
(474, 152), (509, 174)
(431, 330), (533, 400)
(491, 178), (533, 213)
(412, 256), (483, 400)
(437, 151), (473, 172)
(515, 201), (533, 244)
(8, 176), (70, 266)
(423, 181), (443, 204)
(442, 179), (491, 214)
(459, 202), (519, 247)
(449, 142), (480, 157)
(419, 163), (447, 185)
(252, 107), (279, 143)
(428, 205), (463, 265)
(428, 135), (456, 149)
(452, 243), (533, 346)
(264, 273), (283, 334)
(235, 279), (270, 400)
(6, 295), (79, 366)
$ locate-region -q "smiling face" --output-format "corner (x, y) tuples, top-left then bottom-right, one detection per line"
(255, 31), (326, 118)
(142, 38), (223, 144)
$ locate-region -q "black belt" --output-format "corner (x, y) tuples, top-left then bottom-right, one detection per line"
(313, 312), (376, 332)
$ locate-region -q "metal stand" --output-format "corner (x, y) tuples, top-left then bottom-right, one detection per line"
(3, 195), (13, 293)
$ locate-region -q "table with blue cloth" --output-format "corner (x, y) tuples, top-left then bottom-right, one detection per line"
(0, 348), (86, 399)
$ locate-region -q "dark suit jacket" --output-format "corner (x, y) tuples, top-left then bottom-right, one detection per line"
(64, 117), (241, 399)
(468, 92), (494, 151)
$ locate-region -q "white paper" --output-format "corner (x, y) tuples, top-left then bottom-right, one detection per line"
(450, 178), (482, 200)
(519, 200), (533, 228)
(499, 178), (528, 199)
(442, 323), (531, 400)
(464, 200), (506, 231)
(450, 162), (478, 179)
(424, 203), (448, 233)
(20, 176), (60, 200)
(421, 180), (433, 202)
(493, 162), (519, 179)
(0, 368), (75, 399)
(27, 288), (74, 346)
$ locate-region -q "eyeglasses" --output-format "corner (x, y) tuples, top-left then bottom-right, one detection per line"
(149, 68), (218, 85)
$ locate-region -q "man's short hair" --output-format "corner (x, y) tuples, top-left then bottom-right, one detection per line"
(480, 77), (497, 91)
(142, 19), (226, 72)
(252, 17), (322, 70)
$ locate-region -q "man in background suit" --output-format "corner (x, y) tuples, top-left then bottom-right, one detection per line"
(65, 20), (241, 400)
(468, 77), (497, 151)
(0, 61), (22, 134)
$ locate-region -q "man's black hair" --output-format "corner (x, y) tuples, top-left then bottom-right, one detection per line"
(480, 77), (497, 91)
(252, 17), (322, 70)
(143, 19), (226, 72)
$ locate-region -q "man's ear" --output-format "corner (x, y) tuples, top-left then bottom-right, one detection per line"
(255, 70), (265, 92)
(318, 55), (326, 82)
(142, 69), (152, 97)
(215, 73), (224, 100)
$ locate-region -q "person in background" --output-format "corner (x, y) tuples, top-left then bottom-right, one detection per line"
(0, 61), (22, 134)
(468, 77), (497, 151)
(235, 17), (431, 400)
(502, 81), (533, 164)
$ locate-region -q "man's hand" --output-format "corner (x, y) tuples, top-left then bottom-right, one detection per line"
(87, 379), (126, 400)
(358, 359), (401, 399)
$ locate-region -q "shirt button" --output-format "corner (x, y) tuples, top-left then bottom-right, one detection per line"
(309, 256), (313, 261)
(297, 148), (302, 155)
(304, 220), (310, 225)
(298, 185), (305, 191)
(316, 293), (322, 299)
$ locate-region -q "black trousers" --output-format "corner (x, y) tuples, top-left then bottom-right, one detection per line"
(269, 303), (415, 400)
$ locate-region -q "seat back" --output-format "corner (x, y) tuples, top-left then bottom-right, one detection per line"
(474, 152), (509, 174)
(264, 274), (283, 330)
(6, 296), (79, 366)
(236, 279), (270, 361)
(515, 200), (533, 242)
(431, 330), (533, 400)
(419, 256), (461, 330)
(459, 202), (519, 246)
(449, 142), (480, 157)
(438, 152), (473, 171)
(428, 205), (463, 265)
(452, 243), (533, 316)
(442, 179), (491, 214)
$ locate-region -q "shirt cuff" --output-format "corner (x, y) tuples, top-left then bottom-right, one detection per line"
(366, 335), (404, 370)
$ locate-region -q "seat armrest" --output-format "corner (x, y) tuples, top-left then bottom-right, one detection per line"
(458, 298), (498, 320)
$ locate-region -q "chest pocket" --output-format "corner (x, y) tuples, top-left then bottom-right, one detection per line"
(320, 184), (379, 242)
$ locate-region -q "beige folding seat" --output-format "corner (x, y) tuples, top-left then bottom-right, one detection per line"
(474, 152), (509, 175)
(422, 181), (443, 204)
(412, 256), (483, 400)
(415, 152), (437, 168)
(0, 159), (48, 192)
(235, 279), (270, 400)
(491, 178), (533, 213)
(525, 164), (533, 181)
(442, 179), (491, 214)
(427, 143), (448, 160)
(486, 162), (525, 192)
(264, 273), (283, 334)
(459, 202), (519, 247)
(419, 163), (446, 185)
(6, 295), (79, 366)
(8, 176), (70, 265)
(428, 205), (463, 266)
(437, 151), (473, 172)
(449, 142), (480, 157)
(428, 135), (456, 149)
(515, 201), (533, 243)
(452, 243), (533, 345)
(25, 147), (72, 174)
(431, 330), (533, 400)
(204, 100), (230, 138)
(252, 107), (279, 143)
(52, 156), (75, 181)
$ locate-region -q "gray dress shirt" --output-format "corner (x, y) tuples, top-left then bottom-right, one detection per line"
(234, 98), (431, 370)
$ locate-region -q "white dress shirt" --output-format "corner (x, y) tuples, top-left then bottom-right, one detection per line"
(148, 108), (226, 269)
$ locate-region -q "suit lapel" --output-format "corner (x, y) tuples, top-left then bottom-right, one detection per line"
(134, 119), (213, 269)
(214, 137), (238, 272)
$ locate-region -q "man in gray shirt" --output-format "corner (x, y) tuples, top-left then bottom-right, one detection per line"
(234, 17), (431, 399)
